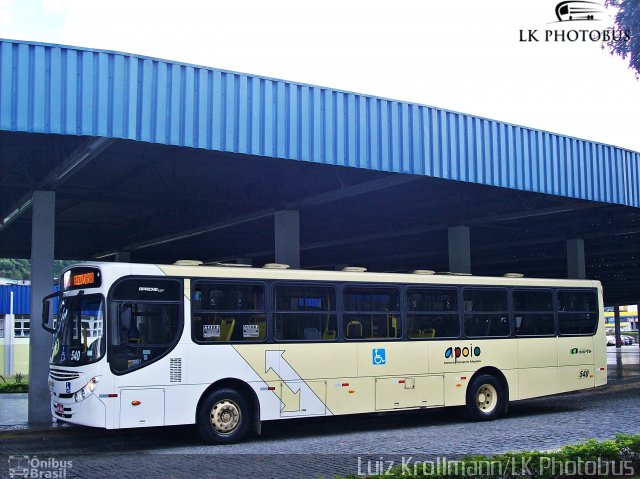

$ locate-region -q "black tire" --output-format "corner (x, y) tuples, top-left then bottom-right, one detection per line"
(196, 388), (251, 444)
(463, 374), (506, 421)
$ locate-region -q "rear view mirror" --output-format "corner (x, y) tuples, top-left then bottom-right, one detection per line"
(42, 292), (59, 333)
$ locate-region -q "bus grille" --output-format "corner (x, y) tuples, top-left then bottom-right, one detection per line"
(49, 369), (80, 381)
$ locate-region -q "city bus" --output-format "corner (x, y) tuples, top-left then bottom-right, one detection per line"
(42, 261), (606, 443)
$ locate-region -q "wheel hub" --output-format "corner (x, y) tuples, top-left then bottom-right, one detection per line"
(476, 384), (498, 413)
(210, 399), (241, 433)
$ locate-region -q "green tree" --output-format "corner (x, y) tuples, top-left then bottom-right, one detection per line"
(0, 259), (30, 281)
(0, 258), (81, 281)
(605, 0), (640, 77)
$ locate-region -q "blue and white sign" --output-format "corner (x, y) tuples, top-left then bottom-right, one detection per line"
(372, 348), (386, 365)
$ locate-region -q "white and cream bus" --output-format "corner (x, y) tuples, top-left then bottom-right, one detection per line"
(42, 262), (606, 443)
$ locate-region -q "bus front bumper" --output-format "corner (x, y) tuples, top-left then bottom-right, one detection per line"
(51, 393), (106, 428)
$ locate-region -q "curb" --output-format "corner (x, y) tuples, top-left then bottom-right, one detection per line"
(0, 423), (87, 438)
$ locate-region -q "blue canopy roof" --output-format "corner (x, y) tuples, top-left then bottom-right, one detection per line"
(0, 38), (638, 207)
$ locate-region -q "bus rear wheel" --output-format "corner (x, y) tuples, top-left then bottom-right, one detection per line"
(197, 388), (251, 444)
(464, 374), (506, 421)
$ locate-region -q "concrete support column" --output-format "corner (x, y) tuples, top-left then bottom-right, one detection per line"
(28, 191), (55, 425)
(4, 291), (15, 376)
(114, 251), (131, 262)
(274, 210), (300, 269)
(566, 238), (586, 279)
(614, 304), (622, 350)
(448, 226), (471, 274)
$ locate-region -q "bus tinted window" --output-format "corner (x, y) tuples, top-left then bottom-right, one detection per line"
(558, 291), (597, 312)
(192, 283), (266, 342)
(407, 288), (460, 339)
(513, 289), (555, 336)
(557, 290), (598, 335)
(109, 278), (182, 373)
(274, 285), (337, 341)
(343, 287), (399, 312)
(463, 288), (510, 337)
(194, 284), (264, 311)
(343, 287), (401, 339)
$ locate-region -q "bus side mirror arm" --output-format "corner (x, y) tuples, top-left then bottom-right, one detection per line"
(42, 292), (59, 334)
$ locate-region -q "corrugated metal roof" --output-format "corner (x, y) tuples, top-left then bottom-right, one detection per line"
(0, 285), (30, 315)
(0, 38), (638, 207)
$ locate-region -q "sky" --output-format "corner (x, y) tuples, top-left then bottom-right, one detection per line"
(0, 0), (638, 151)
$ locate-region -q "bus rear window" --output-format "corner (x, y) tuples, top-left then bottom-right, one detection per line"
(557, 290), (598, 335)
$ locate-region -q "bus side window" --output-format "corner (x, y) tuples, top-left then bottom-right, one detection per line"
(463, 288), (509, 338)
(192, 282), (266, 343)
(274, 284), (337, 341)
(557, 290), (598, 335)
(109, 278), (183, 373)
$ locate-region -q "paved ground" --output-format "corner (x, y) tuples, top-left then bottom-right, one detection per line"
(0, 347), (638, 478)
(1, 384), (639, 478)
(0, 393), (27, 427)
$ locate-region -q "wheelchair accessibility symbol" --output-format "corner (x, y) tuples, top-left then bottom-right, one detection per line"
(372, 348), (386, 365)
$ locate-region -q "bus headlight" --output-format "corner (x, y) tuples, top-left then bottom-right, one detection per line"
(74, 376), (100, 403)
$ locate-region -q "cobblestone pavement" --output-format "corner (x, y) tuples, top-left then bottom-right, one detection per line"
(0, 382), (639, 479)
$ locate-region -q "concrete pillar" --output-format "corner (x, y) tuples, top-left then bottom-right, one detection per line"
(4, 291), (15, 376)
(448, 226), (471, 274)
(566, 238), (586, 279)
(114, 251), (131, 262)
(274, 210), (300, 269)
(28, 191), (55, 425)
(614, 304), (622, 350)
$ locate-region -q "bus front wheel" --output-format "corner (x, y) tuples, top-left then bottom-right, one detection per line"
(197, 388), (251, 444)
(464, 374), (506, 421)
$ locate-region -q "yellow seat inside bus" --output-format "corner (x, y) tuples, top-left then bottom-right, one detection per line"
(323, 316), (336, 339)
(220, 318), (235, 341)
(345, 315), (398, 339)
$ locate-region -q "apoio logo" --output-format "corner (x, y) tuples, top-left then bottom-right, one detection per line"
(444, 345), (481, 363)
(518, 1), (631, 44)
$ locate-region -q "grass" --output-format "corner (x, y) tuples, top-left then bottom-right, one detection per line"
(0, 372), (29, 393)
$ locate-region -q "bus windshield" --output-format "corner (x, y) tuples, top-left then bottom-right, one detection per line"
(50, 294), (105, 366)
